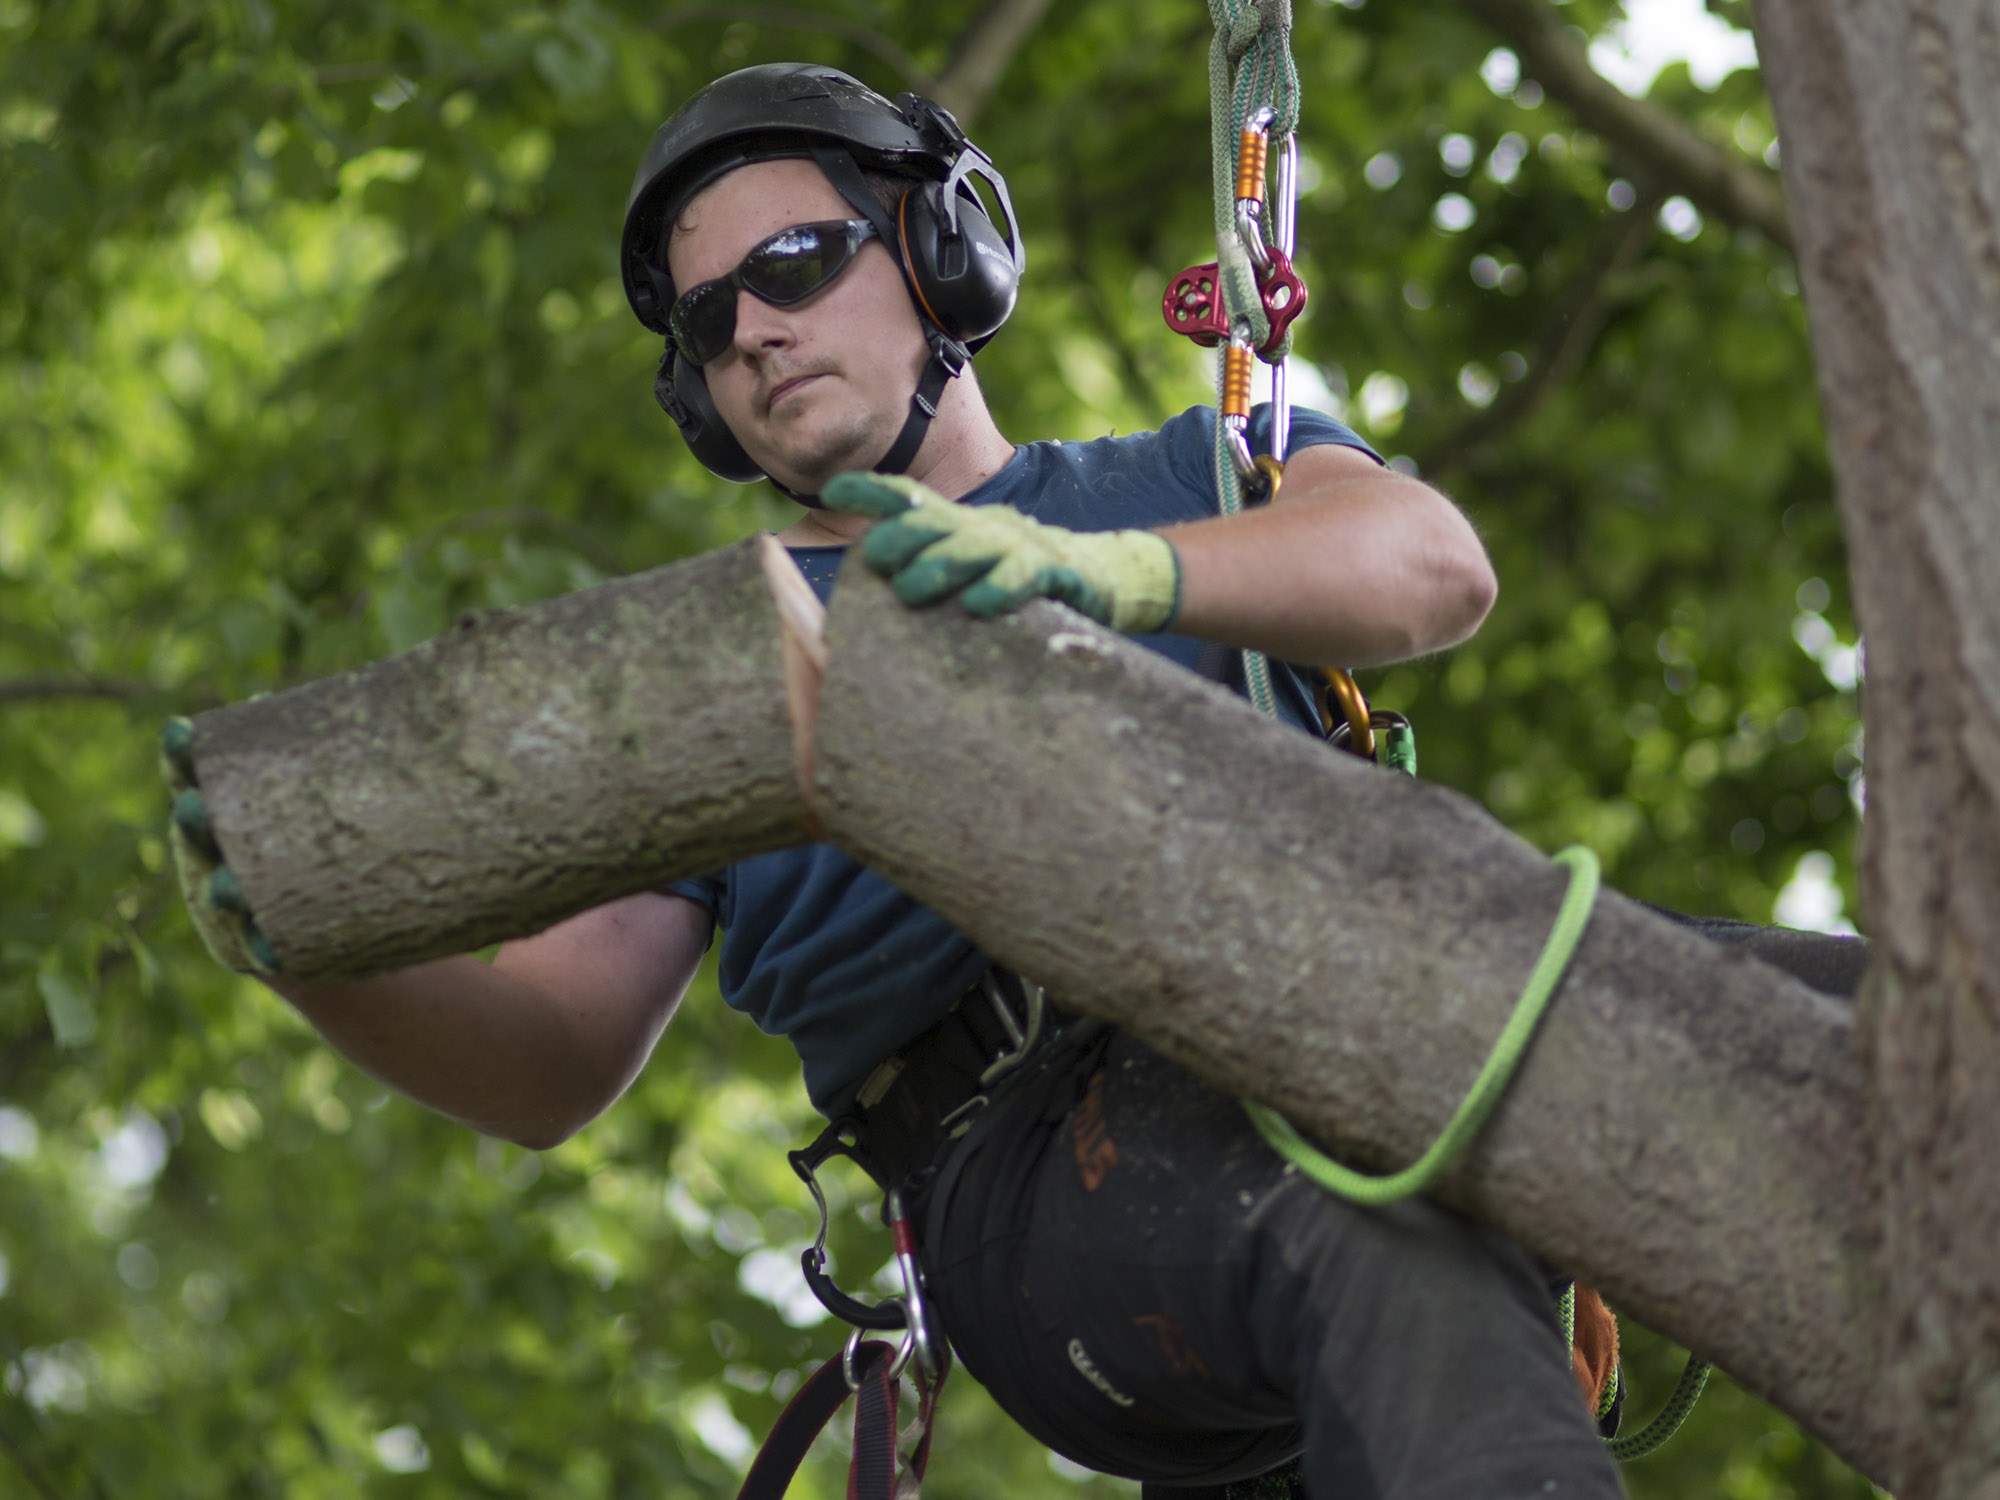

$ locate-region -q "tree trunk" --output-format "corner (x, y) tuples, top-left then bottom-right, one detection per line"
(1756, 4), (2000, 1495)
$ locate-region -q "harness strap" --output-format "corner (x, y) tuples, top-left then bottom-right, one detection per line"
(735, 1339), (944, 1500)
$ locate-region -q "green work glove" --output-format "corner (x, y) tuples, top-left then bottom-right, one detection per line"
(160, 717), (281, 976)
(824, 472), (1182, 634)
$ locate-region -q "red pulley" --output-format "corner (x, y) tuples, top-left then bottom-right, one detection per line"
(1160, 248), (1308, 355)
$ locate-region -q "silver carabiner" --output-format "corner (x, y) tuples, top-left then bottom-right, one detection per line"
(842, 1190), (945, 1389)
(887, 1189), (945, 1384)
(1268, 128), (1298, 467)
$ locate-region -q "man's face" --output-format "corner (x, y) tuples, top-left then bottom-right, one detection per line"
(667, 158), (929, 493)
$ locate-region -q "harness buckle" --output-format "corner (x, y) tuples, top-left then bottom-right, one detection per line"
(975, 970), (1046, 1086)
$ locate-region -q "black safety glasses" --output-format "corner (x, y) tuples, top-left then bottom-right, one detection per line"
(669, 218), (880, 365)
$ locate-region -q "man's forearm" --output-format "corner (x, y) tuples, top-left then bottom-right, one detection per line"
(1164, 470), (1496, 666)
(264, 893), (705, 1149)
(268, 957), (641, 1149)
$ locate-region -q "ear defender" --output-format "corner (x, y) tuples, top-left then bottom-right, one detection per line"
(654, 343), (764, 482)
(894, 180), (1019, 346)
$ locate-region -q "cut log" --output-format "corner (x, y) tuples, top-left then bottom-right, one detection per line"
(187, 540), (807, 976)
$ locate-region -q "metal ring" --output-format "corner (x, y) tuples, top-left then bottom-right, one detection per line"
(843, 1320), (917, 1392)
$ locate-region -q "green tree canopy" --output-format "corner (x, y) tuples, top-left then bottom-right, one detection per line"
(0, 1), (1868, 1495)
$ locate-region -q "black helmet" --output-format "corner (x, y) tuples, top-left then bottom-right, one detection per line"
(620, 63), (1025, 488)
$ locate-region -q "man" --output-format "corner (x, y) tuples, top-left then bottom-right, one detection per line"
(258, 62), (1625, 1500)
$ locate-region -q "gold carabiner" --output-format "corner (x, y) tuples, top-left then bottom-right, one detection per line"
(1252, 453), (1285, 503)
(1319, 667), (1376, 761)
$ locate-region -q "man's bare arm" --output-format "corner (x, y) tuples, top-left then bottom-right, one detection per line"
(267, 891), (711, 1150)
(1162, 442), (1497, 667)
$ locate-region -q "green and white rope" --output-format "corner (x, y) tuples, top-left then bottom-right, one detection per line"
(1207, 0), (1299, 356)
(1205, 0), (1297, 720)
(1192, 9), (1708, 1461)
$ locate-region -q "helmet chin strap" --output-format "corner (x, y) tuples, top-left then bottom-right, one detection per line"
(766, 308), (967, 509)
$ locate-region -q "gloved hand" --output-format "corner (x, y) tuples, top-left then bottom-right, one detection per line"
(160, 717), (281, 976)
(824, 472), (1182, 635)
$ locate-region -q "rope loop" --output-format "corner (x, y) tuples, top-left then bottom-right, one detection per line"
(1244, 845), (1601, 1206)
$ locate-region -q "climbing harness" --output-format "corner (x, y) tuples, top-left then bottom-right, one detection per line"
(739, 1148), (949, 1500)
(741, 971), (1056, 1500)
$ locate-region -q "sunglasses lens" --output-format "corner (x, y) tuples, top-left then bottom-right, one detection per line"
(671, 281), (737, 365)
(743, 223), (849, 303)
(668, 222), (869, 365)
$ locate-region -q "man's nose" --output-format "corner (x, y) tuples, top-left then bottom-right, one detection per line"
(732, 286), (795, 355)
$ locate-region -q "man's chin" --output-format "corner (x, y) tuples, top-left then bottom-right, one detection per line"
(754, 425), (898, 496)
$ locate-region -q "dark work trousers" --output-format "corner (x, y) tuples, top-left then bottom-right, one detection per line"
(906, 1028), (1625, 1500)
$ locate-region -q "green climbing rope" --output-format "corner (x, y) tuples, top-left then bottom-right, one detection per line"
(1242, 833), (1714, 1463)
(1243, 844), (1600, 1205)
(1607, 1355), (1711, 1462)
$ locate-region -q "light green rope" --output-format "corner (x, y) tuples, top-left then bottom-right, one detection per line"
(1597, 1358), (1622, 1423)
(1244, 845), (1600, 1205)
(1193, 15), (1707, 1456)
(1607, 1355), (1711, 1462)
(1208, 379), (1278, 716)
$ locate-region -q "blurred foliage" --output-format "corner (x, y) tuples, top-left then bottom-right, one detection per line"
(0, 0), (1872, 1495)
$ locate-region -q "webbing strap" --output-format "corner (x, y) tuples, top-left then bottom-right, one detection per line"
(736, 1340), (938, 1500)
(1244, 845), (1600, 1205)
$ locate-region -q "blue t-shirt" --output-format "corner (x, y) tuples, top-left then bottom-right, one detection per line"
(674, 403), (1377, 1114)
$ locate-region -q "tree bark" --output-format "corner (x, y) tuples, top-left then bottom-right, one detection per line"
(1756, 4), (2000, 1495)
(188, 540), (809, 976)
(931, 0), (1058, 128)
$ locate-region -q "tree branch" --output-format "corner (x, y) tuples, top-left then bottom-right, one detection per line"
(0, 677), (155, 706)
(0, 1416), (65, 1500)
(650, 7), (937, 94)
(178, 546), (1897, 1485)
(930, 0), (1058, 127)
(1416, 191), (1661, 476)
(1457, 0), (1795, 251)
(395, 506), (629, 580)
